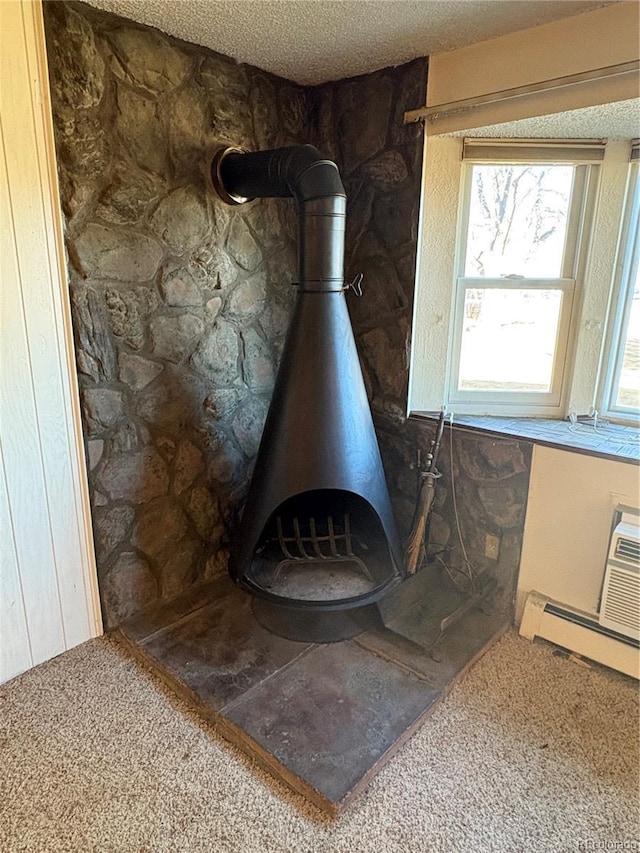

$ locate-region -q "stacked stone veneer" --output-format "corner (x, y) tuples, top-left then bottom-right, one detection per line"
(313, 61), (426, 421)
(44, 1), (309, 627)
(312, 63), (532, 614)
(46, 1), (531, 628)
(379, 423), (532, 613)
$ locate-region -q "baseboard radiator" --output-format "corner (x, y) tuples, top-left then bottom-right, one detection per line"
(519, 505), (639, 679)
(519, 592), (639, 678)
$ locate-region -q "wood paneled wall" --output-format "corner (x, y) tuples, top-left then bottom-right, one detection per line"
(0, 0), (102, 684)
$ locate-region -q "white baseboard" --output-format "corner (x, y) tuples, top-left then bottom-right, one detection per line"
(519, 591), (639, 679)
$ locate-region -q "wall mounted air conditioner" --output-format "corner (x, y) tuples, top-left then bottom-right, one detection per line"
(519, 505), (640, 679)
(599, 507), (640, 640)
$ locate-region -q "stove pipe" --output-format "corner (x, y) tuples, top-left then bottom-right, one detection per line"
(210, 145), (403, 631)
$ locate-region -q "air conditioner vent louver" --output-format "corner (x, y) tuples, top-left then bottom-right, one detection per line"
(600, 509), (640, 640)
(615, 537), (640, 564)
(601, 566), (639, 630)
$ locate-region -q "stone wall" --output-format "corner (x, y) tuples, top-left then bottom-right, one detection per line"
(313, 60), (426, 422)
(46, 1), (531, 628)
(44, 1), (308, 627)
(312, 61), (532, 614)
(379, 423), (532, 614)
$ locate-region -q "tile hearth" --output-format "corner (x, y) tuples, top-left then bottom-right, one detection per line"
(117, 574), (507, 814)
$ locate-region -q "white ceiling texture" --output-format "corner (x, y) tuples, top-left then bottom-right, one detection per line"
(85, 0), (613, 85)
(84, 1), (636, 137)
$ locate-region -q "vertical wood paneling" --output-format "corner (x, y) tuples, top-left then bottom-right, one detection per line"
(16, 1), (92, 648)
(0, 443), (33, 683)
(0, 0), (102, 684)
(28, 0), (103, 640)
(0, 118), (67, 664)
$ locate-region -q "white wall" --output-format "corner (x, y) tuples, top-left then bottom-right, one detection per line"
(408, 136), (461, 413)
(0, 0), (102, 684)
(425, 3), (639, 134)
(516, 444), (638, 622)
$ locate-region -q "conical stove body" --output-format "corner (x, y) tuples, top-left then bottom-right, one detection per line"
(231, 288), (402, 597)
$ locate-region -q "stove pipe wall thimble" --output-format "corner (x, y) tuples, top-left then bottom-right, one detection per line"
(209, 145), (403, 642)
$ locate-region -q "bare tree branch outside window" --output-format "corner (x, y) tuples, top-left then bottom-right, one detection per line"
(465, 164), (573, 279)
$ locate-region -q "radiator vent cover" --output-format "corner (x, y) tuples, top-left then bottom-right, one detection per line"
(600, 510), (640, 640)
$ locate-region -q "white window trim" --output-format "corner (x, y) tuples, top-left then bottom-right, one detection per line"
(569, 140), (633, 417)
(598, 161), (640, 420)
(409, 136), (635, 421)
(446, 155), (595, 415)
(448, 278), (576, 411)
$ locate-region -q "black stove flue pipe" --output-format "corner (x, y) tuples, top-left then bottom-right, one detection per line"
(213, 145), (346, 292)
(209, 145), (403, 611)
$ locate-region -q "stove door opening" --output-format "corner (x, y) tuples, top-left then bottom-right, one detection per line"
(243, 490), (399, 610)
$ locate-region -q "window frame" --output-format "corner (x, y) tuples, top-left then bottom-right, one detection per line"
(598, 160), (640, 421)
(446, 157), (597, 416)
(408, 137), (635, 423)
(447, 277), (576, 409)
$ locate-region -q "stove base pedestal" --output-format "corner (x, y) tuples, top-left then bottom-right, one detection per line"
(252, 597), (383, 643)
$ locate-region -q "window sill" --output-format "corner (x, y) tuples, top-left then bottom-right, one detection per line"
(410, 412), (640, 465)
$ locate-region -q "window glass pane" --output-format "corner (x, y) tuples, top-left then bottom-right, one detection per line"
(458, 288), (562, 393)
(614, 265), (640, 410)
(464, 164), (574, 278)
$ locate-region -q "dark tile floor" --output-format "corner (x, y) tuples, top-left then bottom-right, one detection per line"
(118, 574), (507, 814)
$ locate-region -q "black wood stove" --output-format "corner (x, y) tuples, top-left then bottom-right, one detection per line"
(210, 145), (403, 642)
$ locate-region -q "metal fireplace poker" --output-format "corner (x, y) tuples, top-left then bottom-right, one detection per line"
(209, 145), (403, 642)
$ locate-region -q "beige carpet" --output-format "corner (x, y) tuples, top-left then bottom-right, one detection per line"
(1, 630), (638, 852)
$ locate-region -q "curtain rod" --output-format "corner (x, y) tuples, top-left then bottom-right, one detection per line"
(404, 60), (640, 124)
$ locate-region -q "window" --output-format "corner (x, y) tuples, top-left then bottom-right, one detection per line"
(599, 158), (640, 419)
(447, 143), (599, 414)
(409, 137), (640, 424)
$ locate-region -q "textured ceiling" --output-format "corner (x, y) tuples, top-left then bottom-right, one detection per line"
(447, 98), (640, 139)
(84, 0), (612, 85)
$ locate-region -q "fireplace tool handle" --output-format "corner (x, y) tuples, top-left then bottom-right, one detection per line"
(404, 409), (446, 575)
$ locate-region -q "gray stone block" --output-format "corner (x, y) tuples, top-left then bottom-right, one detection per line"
(191, 320), (240, 384)
(75, 224), (163, 282)
(160, 269), (203, 307)
(363, 151), (409, 188)
(114, 86), (169, 177)
(100, 551), (157, 628)
(227, 217), (262, 271)
(150, 314), (204, 363)
(158, 538), (202, 600)
(240, 328), (275, 392)
(132, 499), (189, 560)
(71, 285), (117, 382)
(118, 353), (163, 391)
(187, 486), (222, 541)
(457, 438), (528, 482)
(82, 388), (125, 435)
(105, 27), (190, 97)
(99, 448), (169, 504)
(44, 4), (105, 112)
(231, 397), (268, 457)
(150, 188), (210, 255)
(173, 440), (204, 495)
(105, 285), (159, 351)
(94, 504), (135, 561)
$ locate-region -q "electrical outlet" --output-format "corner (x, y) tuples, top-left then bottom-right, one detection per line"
(485, 533), (500, 560)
